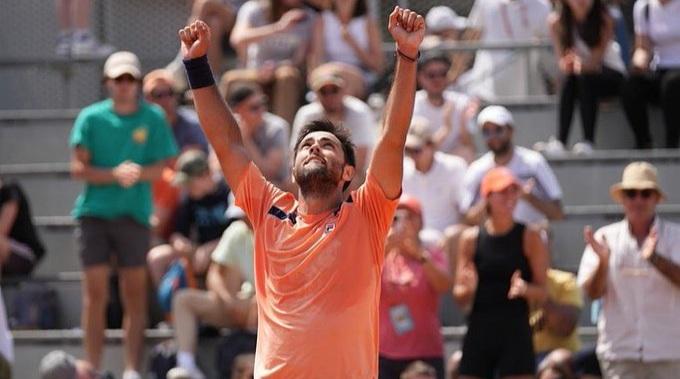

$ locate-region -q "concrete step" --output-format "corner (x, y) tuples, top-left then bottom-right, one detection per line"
(0, 110), (77, 164)
(549, 150), (680, 206)
(0, 168), (80, 218)
(499, 102), (666, 150)
(33, 220), (80, 276)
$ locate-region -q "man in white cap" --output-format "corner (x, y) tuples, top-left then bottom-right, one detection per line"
(578, 162), (680, 378)
(69, 51), (178, 379)
(291, 68), (376, 187)
(461, 105), (564, 227)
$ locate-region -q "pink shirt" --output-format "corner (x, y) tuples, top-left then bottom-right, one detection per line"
(379, 247), (447, 359)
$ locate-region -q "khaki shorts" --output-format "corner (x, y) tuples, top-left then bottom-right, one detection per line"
(76, 216), (150, 268)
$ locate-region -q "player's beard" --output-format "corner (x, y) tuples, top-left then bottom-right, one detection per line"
(490, 140), (512, 156)
(294, 162), (342, 199)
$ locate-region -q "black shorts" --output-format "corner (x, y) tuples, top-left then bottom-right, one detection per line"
(76, 216), (150, 268)
(459, 314), (535, 379)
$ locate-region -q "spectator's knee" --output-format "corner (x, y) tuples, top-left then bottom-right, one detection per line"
(171, 289), (194, 314)
(538, 348), (575, 379)
(274, 65), (301, 82)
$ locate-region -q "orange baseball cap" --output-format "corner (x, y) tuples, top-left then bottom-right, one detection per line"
(398, 194), (423, 219)
(481, 167), (520, 198)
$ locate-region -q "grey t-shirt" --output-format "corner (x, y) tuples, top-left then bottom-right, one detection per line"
(235, 1), (316, 68)
(252, 112), (291, 182)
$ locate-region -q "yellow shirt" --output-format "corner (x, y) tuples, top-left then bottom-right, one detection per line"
(532, 269), (583, 353)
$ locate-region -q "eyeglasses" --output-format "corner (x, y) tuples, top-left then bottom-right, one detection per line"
(424, 69), (448, 80)
(318, 86), (340, 96)
(622, 189), (656, 199)
(150, 89), (175, 99)
(481, 126), (507, 139)
(112, 75), (137, 84)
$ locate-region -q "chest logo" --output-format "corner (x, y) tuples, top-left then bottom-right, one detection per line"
(324, 222), (336, 235)
(132, 126), (148, 144)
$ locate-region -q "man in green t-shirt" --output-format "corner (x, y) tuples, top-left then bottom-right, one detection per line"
(69, 51), (178, 379)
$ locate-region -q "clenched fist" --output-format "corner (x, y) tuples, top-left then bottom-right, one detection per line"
(179, 20), (211, 60)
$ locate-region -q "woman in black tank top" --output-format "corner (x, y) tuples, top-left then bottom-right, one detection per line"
(453, 167), (548, 379)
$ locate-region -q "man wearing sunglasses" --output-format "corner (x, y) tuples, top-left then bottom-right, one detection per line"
(461, 105), (564, 228)
(578, 162), (680, 378)
(291, 68), (376, 188)
(69, 51), (178, 379)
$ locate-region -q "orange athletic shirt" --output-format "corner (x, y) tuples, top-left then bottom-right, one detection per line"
(235, 163), (398, 378)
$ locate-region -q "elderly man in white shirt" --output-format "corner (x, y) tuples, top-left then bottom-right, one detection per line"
(578, 161), (680, 379)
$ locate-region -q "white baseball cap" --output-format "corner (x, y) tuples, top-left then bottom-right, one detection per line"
(426, 6), (468, 32)
(103, 51), (141, 79)
(477, 105), (514, 128)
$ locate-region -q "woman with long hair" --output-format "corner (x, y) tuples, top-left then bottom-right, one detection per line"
(307, 0), (384, 98)
(454, 167), (548, 379)
(547, 0), (625, 154)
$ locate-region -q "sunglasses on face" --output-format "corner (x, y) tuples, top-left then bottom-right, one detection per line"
(424, 69), (448, 80)
(150, 89), (175, 99)
(482, 126), (507, 139)
(112, 75), (137, 84)
(622, 189), (656, 199)
(318, 86), (340, 96)
(405, 147), (423, 156)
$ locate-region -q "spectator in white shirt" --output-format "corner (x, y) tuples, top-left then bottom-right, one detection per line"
(291, 69), (376, 187)
(413, 52), (479, 163)
(403, 118), (468, 260)
(578, 161), (680, 378)
(464, 0), (553, 100)
(461, 106), (564, 228)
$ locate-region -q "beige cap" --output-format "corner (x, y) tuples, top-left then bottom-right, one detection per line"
(405, 117), (434, 150)
(426, 6), (468, 32)
(103, 51), (141, 79)
(610, 161), (666, 202)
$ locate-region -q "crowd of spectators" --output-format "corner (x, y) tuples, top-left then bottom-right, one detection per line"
(0, 0), (676, 378)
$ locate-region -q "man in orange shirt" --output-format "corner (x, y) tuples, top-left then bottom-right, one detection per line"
(178, 6), (425, 378)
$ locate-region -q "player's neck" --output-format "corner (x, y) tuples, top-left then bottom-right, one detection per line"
(298, 192), (344, 216)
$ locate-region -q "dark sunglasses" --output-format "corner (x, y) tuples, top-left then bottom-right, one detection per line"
(150, 89), (175, 99)
(424, 69), (448, 80)
(481, 126), (507, 139)
(112, 74), (137, 83)
(318, 86), (340, 96)
(404, 147), (423, 156)
(622, 189), (656, 199)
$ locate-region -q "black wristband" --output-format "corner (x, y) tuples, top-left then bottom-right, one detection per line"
(183, 55), (215, 89)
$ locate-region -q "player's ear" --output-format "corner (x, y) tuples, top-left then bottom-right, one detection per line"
(341, 164), (355, 183)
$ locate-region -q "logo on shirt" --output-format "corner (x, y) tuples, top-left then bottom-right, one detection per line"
(132, 126), (148, 144)
(324, 222), (336, 235)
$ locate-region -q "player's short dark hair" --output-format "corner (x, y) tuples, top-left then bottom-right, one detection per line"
(293, 119), (356, 169)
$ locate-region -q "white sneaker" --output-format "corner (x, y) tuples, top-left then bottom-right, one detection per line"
(167, 366), (206, 379)
(122, 369), (142, 379)
(71, 32), (115, 58)
(572, 141), (594, 156)
(541, 137), (567, 157)
(55, 32), (72, 56)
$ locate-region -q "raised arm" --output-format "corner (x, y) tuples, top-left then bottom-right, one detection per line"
(368, 7), (425, 200)
(179, 21), (251, 190)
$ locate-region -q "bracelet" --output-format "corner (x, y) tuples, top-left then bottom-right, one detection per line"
(183, 55), (215, 89)
(395, 49), (420, 63)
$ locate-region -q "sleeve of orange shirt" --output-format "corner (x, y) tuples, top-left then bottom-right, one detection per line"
(234, 162), (283, 229)
(352, 173), (399, 264)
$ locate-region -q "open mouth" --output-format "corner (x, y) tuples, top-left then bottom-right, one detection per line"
(305, 156), (326, 165)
